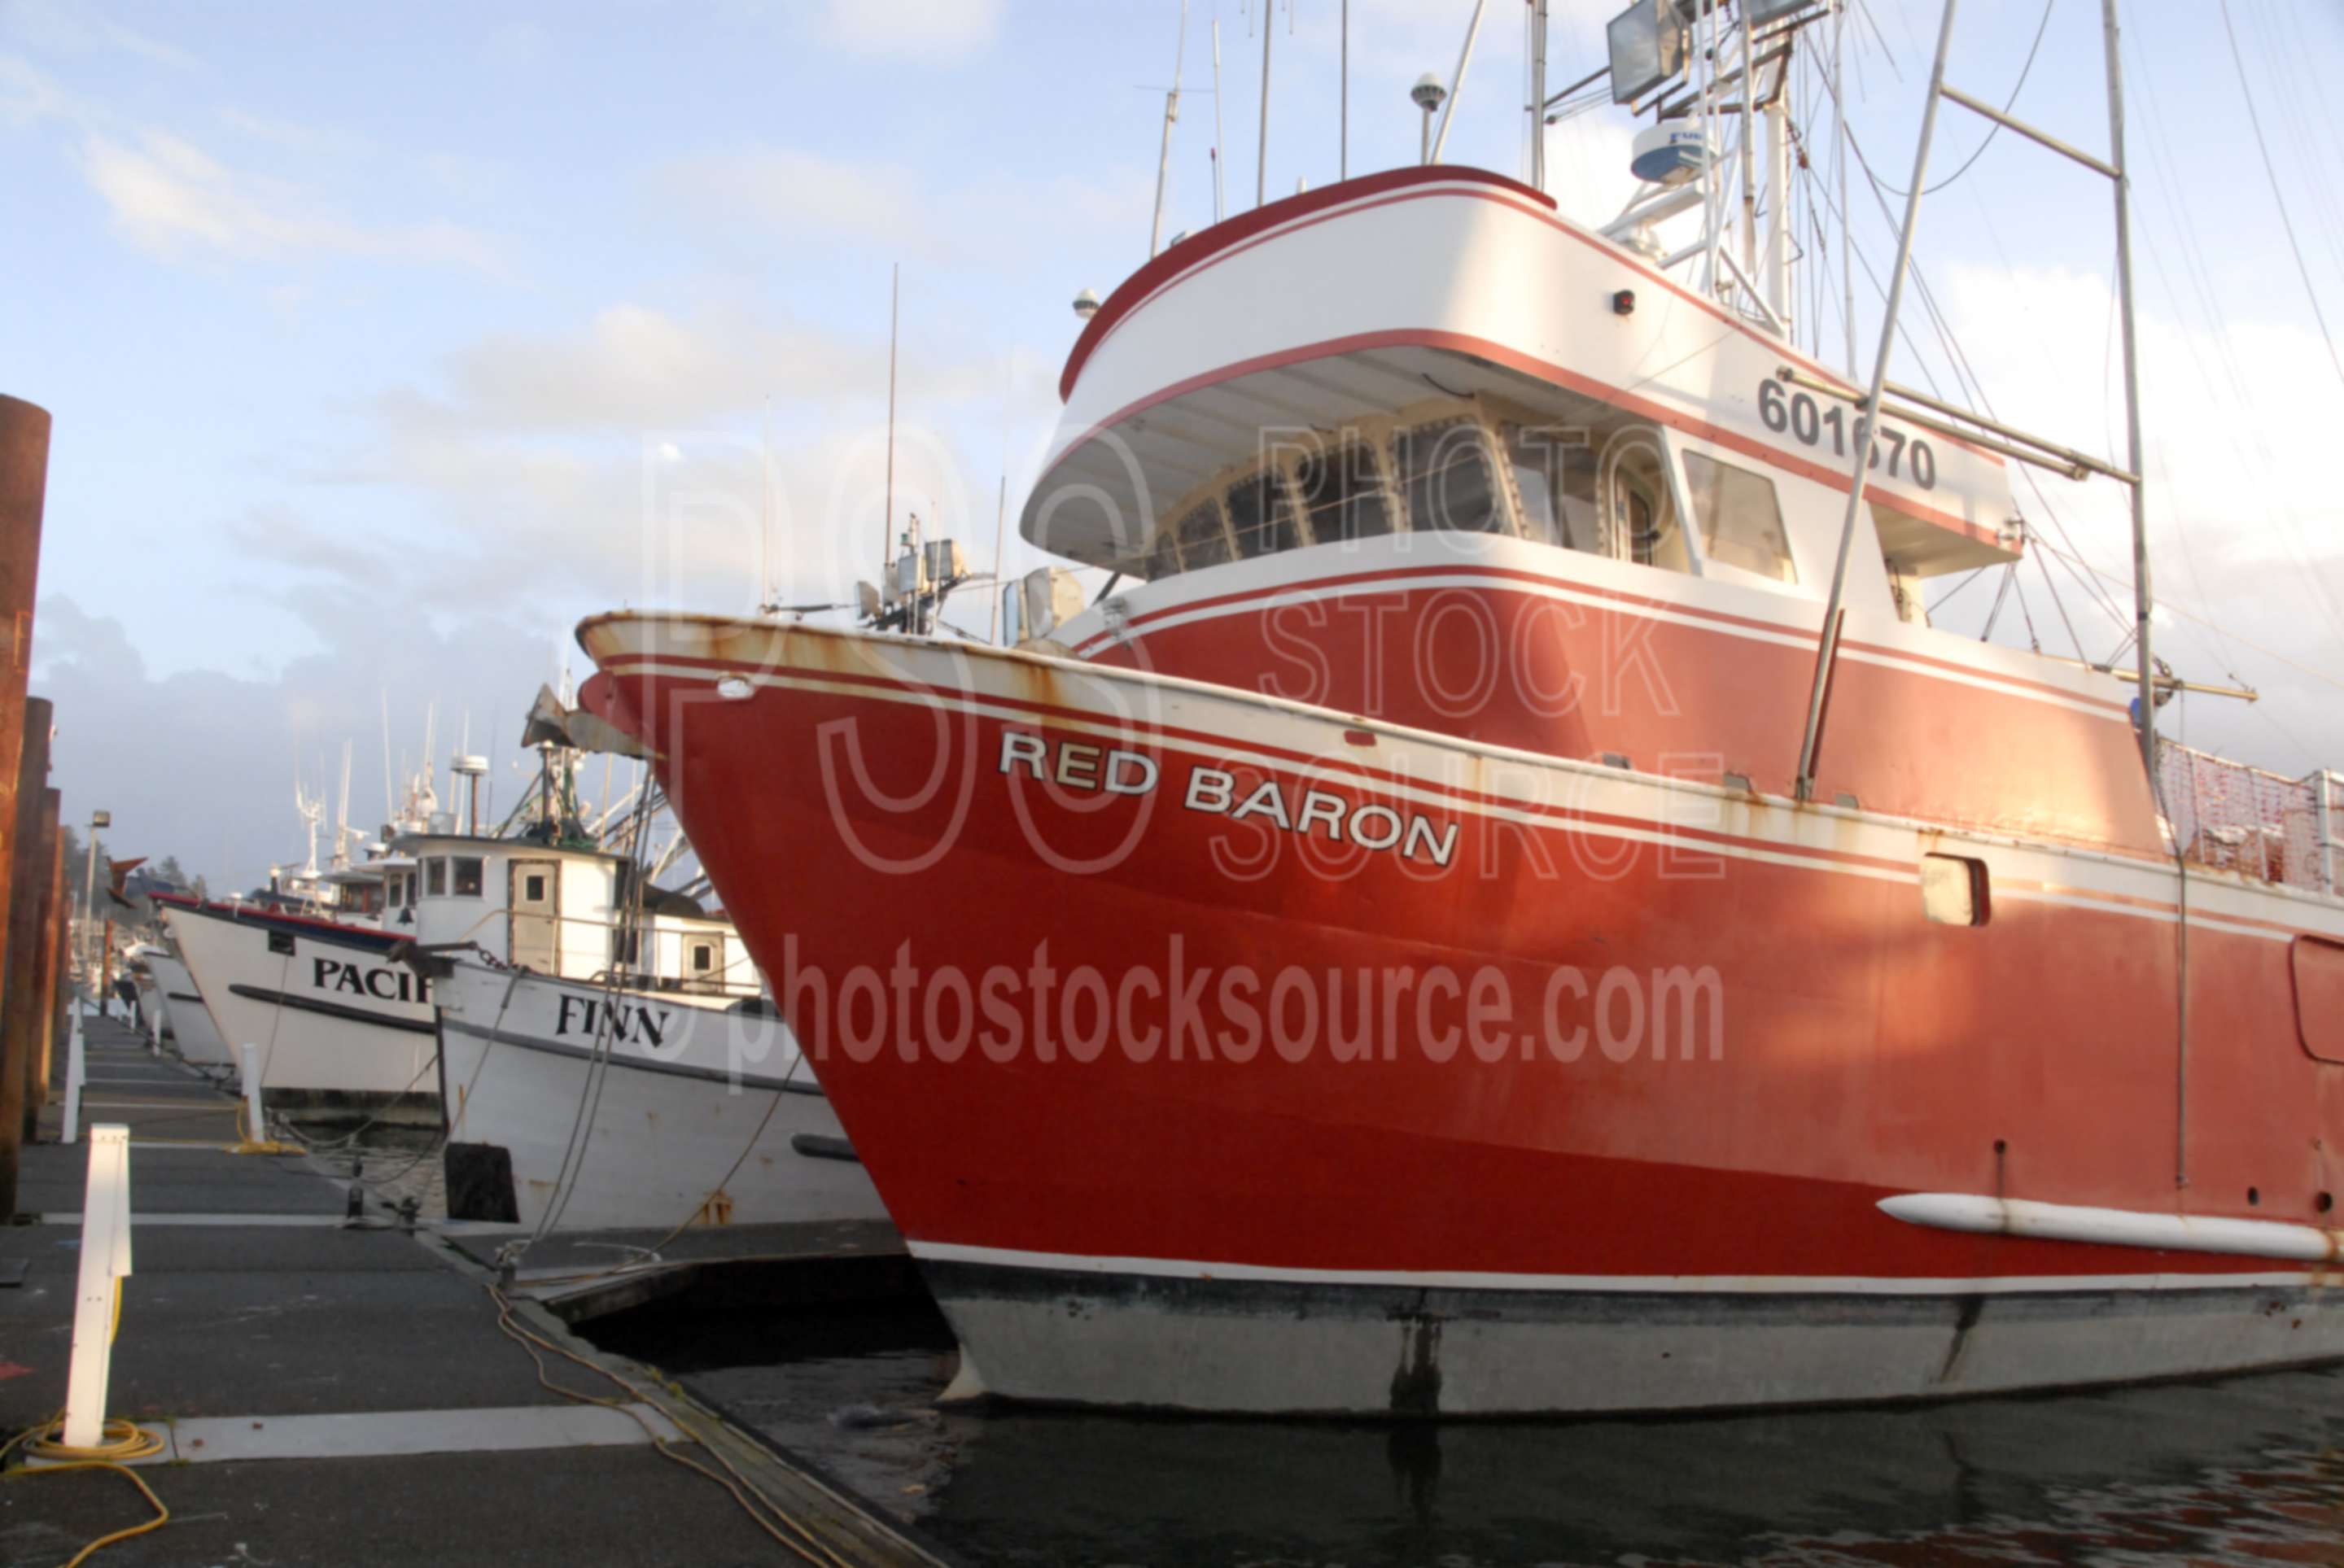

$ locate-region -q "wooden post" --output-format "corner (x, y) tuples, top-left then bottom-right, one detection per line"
(26, 785), (60, 1136)
(0, 400), (50, 1210)
(0, 697), (48, 1210)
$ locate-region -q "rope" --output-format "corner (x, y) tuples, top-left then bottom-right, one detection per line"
(484, 1282), (854, 1568)
(527, 786), (658, 1244)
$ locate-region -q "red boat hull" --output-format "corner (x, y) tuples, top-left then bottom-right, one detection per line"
(579, 613), (2344, 1413)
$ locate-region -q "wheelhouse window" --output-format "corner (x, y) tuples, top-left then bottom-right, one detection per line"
(386, 876), (404, 910)
(1172, 498), (1234, 570)
(1504, 425), (1600, 553)
(690, 941), (715, 973)
(1226, 470), (1304, 558)
(1292, 443), (1394, 544)
(453, 857), (484, 898)
(523, 872), (548, 902)
(1395, 420), (1508, 535)
(425, 858), (447, 898)
(1682, 452), (1797, 583)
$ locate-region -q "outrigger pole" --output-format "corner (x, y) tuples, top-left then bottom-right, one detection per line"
(1792, 0), (1959, 803)
(1790, 0), (2176, 1177)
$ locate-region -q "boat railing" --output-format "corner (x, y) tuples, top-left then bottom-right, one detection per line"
(2158, 741), (2342, 897)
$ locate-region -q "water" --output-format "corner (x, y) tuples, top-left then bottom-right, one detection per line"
(586, 1302), (2344, 1566)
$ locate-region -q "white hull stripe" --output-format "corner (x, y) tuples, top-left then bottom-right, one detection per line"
(1074, 569), (2123, 724)
(612, 656), (2332, 946)
(906, 1240), (2317, 1297)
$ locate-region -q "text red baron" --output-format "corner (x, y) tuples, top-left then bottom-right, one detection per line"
(998, 731), (1459, 867)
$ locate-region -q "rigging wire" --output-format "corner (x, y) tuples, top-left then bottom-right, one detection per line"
(2217, 0), (2344, 395)
(1868, 0), (2055, 198)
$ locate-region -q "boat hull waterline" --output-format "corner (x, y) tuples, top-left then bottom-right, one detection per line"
(579, 612), (2344, 1416)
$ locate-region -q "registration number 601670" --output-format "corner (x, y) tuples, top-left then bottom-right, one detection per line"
(1756, 378), (1937, 490)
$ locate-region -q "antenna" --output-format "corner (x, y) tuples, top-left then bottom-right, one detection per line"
(990, 364), (1012, 644)
(1212, 18), (1226, 222)
(335, 740), (352, 871)
(379, 688), (394, 828)
(1526, 0), (1545, 191)
(759, 398), (774, 611)
(1340, 0), (1349, 181)
(1429, 0), (1488, 164)
(1255, 0), (1272, 207)
(881, 263), (899, 588)
(1150, 0), (1191, 259)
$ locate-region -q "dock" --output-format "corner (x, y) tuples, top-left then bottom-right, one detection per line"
(2, 1016), (950, 1567)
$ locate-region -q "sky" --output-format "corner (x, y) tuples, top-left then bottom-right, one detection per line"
(5, 0), (2343, 890)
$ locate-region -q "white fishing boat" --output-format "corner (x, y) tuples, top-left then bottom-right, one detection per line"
(397, 690), (884, 1230)
(426, 953), (886, 1230)
(160, 895), (437, 1117)
(159, 734), (512, 1117)
(144, 941), (232, 1069)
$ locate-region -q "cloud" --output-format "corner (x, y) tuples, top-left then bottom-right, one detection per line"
(816, 0), (1002, 58)
(661, 146), (931, 254)
(649, 144), (1148, 273)
(80, 128), (501, 269)
(1924, 260), (2344, 772)
(0, 2), (200, 72)
(31, 593), (587, 896)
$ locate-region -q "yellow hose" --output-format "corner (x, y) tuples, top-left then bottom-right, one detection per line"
(2, 1413), (171, 1567)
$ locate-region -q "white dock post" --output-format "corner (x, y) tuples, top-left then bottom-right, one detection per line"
(241, 1043), (264, 1139)
(62, 1125), (132, 1450)
(60, 1002), (86, 1146)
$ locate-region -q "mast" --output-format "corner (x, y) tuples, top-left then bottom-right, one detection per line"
(1211, 21), (1226, 223)
(1340, 0), (1349, 182)
(1764, 56), (1792, 334)
(882, 263), (899, 591)
(1150, 0), (1190, 258)
(1528, 0), (1546, 192)
(1256, 0), (1272, 207)
(1429, 0), (1485, 164)
(2103, 0), (2153, 782)
(1793, 0), (1961, 801)
(1739, 6), (1758, 279)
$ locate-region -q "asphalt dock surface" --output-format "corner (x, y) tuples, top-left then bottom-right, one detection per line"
(0, 1015), (944, 1567)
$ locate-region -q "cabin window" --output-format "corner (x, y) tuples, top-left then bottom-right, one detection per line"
(1226, 470), (1304, 558)
(1505, 425), (1601, 552)
(385, 876), (404, 910)
(453, 857), (484, 898)
(1144, 514), (1185, 579)
(1603, 439), (1690, 572)
(1173, 497), (1235, 570)
(1292, 443), (1395, 544)
(690, 941), (715, 974)
(425, 858), (447, 897)
(1396, 420), (1508, 535)
(523, 873), (548, 903)
(1682, 452), (1797, 583)
(1919, 854), (1991, 926)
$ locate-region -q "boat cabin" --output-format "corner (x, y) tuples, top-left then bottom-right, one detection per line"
(386, 832), (744, 993)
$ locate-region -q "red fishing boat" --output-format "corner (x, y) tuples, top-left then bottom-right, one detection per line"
(578, 2), (2344, 1413)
